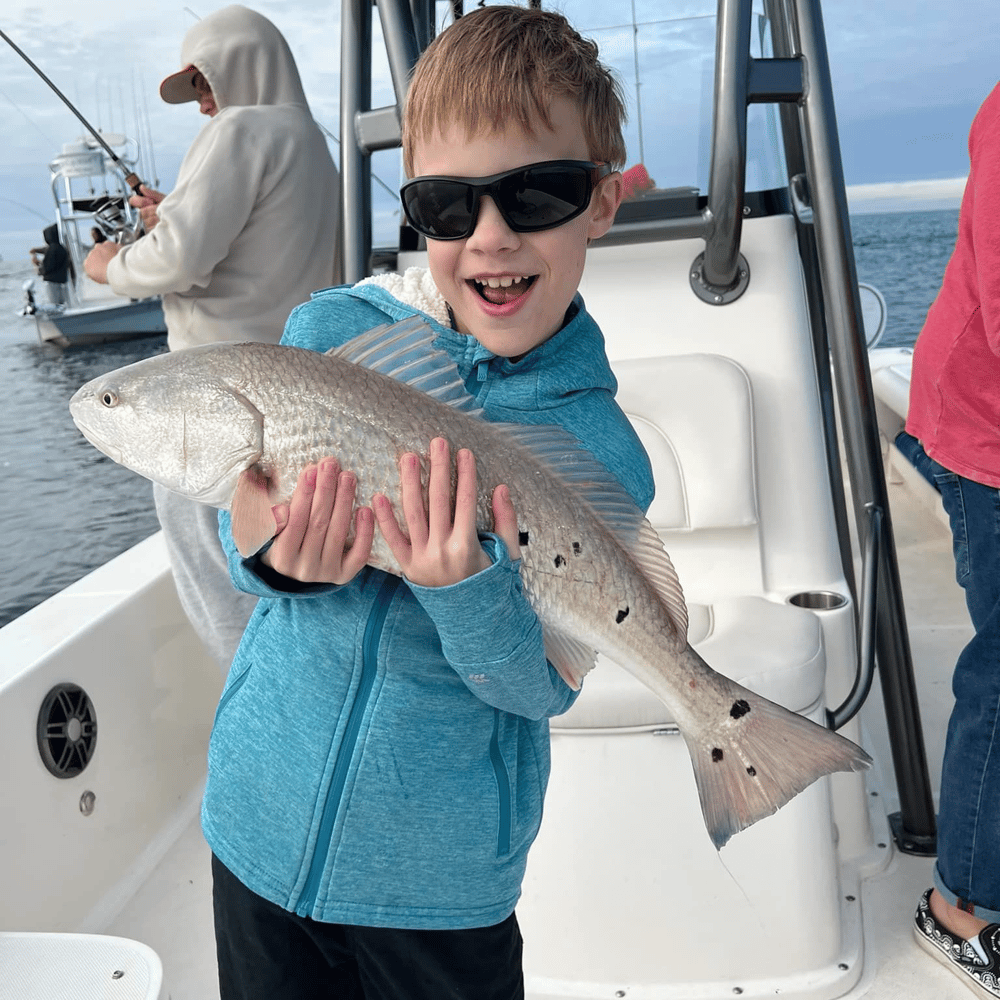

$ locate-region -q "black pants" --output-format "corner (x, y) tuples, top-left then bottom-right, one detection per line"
(212, 855), (525, 1000)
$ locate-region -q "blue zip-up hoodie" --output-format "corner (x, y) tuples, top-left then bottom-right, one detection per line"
(202, 271), (655, 929)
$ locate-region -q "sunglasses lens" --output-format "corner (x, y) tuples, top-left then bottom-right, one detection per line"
(403, 180), (475, 240)
(402, 162), (600, 240)
(498, 165), (591, 231)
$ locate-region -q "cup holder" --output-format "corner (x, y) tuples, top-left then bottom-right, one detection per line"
(788, 591), (849, 611)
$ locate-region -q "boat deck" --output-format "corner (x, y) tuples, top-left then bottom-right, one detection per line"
(94, 469), (973, 1000)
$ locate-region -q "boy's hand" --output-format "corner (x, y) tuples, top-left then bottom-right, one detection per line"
(261, 457), (374, 584)
(373, 437), (521, 588)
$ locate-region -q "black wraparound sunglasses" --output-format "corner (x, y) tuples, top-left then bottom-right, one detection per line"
(400, 159), (613, 241)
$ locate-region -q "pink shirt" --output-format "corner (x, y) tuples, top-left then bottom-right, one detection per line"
(906, 82), (1000, 489)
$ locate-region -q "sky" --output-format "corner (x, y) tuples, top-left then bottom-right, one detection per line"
(1, 0), (998, 261)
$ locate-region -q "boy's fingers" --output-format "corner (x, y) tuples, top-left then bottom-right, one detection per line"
(453, 448), (480, 538)
(398, 452), (428, 546)
(305, 458), (341, 544)
(341, 506), (375, 579)
(426, 438), (453, 538)
(282, 463), (320, 548)
(372, 493), (411, 563)
(321, 469), (356, 563)
(271, 504), (289, 534)
(492, 484), (521, 561)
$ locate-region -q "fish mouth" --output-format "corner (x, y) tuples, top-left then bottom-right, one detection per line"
(72, 418), (123, 464)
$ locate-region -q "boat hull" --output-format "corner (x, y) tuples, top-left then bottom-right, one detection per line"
(33, 297), (166, 347)
(0, 533), (221, 934)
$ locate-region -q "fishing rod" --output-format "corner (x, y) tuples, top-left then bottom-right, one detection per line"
(0, 26), (144, 197)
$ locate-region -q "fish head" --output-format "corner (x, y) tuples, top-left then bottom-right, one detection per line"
(69, 346), (264, 507)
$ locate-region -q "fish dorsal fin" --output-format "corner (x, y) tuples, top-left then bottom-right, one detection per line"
(328, 317), (483, 416)
(542, 627), (598, 691)
(505, 422), (689, 640)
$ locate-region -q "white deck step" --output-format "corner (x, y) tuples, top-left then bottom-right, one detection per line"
(0, 932), (162, 999)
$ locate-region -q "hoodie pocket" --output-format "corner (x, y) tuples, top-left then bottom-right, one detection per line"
(212, 663), (251, 731)
(489, 708), (512, 858)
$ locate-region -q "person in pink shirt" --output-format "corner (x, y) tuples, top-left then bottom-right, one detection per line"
(900, 80), (1000, 998)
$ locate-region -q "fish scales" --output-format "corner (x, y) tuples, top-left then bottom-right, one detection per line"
(223, 341), (660, 649)
(69, 319), (872, 849)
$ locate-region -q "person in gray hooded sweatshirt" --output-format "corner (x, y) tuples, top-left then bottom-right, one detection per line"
(84, 5), (340, 672)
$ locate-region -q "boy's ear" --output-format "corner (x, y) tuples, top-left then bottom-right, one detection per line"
(586, 171), (624, 241)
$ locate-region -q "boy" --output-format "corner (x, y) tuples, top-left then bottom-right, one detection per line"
(204, 6), (655, 998)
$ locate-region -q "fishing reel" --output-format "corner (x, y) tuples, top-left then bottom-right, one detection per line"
(91, 196), (145, 245)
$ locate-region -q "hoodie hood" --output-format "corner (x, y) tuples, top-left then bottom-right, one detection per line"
(42, 224), (61, 245)
(159, 5), (309, 112)
(342, 269), (619, 409)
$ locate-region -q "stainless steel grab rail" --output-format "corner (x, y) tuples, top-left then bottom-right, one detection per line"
(769, 0), (936, 853)
(827, 504), (881, 731)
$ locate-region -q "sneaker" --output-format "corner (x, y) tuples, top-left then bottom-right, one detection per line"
(914, 888), (1000, 997)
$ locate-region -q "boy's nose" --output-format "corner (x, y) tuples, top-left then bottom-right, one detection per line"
(466, 195), (520, 252)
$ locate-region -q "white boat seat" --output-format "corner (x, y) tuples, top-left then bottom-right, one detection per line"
(0, 932), (162, 1000)
(554, 353), (827, 729)
(553, 595), (824, 729)
(616, 353), (758, 531)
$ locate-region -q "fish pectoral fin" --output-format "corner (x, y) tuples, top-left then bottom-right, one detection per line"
(231, 467), (277, 558)
(542, 627), (598, 691)
(680, 661), (872, 850)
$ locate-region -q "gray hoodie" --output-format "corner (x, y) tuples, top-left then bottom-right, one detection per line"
(107, 5), (339, 350)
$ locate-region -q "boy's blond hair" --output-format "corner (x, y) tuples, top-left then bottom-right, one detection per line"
(402, 5), (627, 176)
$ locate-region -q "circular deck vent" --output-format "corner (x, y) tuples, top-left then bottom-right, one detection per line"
(36, 683), (98, 779)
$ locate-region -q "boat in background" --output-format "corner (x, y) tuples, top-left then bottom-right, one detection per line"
(20, 132), (166, 348)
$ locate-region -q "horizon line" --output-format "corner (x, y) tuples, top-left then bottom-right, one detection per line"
(846, 176), (967, 205)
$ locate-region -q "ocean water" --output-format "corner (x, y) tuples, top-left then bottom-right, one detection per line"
(850, 209), (959, 349)
(0, 207), (960, 629)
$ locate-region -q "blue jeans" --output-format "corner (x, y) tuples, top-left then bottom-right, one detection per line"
(897, 433), (1000, 921)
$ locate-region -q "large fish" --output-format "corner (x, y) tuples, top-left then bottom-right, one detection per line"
(69, 316), (871, 848)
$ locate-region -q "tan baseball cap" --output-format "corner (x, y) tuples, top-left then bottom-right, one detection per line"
(159, 64), (199, 104)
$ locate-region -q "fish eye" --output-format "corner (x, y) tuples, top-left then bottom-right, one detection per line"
(100, 390), (119, 408)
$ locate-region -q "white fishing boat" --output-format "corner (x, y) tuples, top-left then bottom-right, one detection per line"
(0, 1), (975, 998)
(21, 132), (166, 348)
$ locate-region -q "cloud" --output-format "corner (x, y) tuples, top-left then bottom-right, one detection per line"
(846, 176), (967, 215)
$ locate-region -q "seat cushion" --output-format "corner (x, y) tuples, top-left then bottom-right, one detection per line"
(551, 596), (824, 729)
(614, 354), (758, 531)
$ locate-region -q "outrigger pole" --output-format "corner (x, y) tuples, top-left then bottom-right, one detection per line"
(0, 27), (145, 195)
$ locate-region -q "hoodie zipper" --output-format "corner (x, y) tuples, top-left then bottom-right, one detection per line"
(489, 708), (512, 857)
(296, 573), (400, 916)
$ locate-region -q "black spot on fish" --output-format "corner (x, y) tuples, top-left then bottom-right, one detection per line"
(746, 765), (757, 777)
(615, 606), (630, 624)
(519, 530), (530, 546)
(572, 541), (582, 556)
(730, 699), (751, 719)
(554, 554), (565, 567)
(712, 747), (724, 762)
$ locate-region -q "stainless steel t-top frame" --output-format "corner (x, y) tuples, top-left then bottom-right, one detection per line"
(336, 0), (936, 855)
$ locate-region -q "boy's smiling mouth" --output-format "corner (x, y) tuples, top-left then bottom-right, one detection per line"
(470, 274), (537, 305)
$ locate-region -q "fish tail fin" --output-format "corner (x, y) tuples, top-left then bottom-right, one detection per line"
(681, 680), (872, 850)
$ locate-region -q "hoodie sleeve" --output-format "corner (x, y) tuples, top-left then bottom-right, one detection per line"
(106, 111), (266, 299)
(407, 534), (580, 720)
(218, 509), (341, 599)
